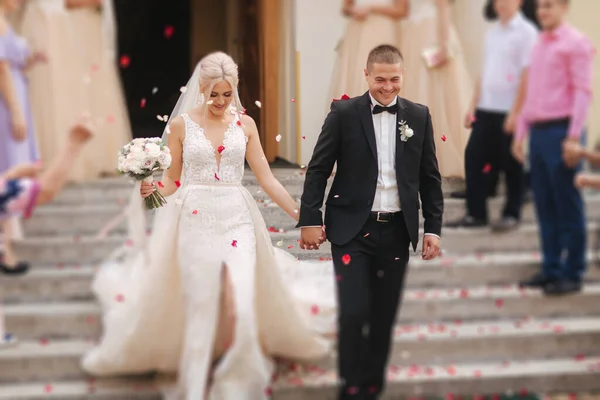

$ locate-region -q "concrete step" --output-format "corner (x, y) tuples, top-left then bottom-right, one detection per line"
(13, 222), (600, 264)
(274, 356), (600, 398)
(6, 284), (600, 340)
(24, 195), (600, 236)
(3, 253), (600, 303)
(0, 378), (162, 399)
(2, 318), (600, 384)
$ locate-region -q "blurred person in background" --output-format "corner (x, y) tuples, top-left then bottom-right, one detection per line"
(18, 0), (131, 182)
(447, 0), (538, 231)
(0, 122), (92, 347)
(485, 0), (540, 27)
(0, 0), (45, 274)
(512, 0), (594, 296)
(328, 0), (407, 100)
(397, 0), (472, 179)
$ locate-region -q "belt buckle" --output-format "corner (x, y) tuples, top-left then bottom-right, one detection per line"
(376, 212), (389, 223)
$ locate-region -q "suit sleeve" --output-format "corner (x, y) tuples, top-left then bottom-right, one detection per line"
(419, 108), (443, 237)
(297, 101), (341, 228)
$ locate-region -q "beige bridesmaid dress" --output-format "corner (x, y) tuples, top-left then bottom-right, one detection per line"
(327, 0), (401, 101)
(398, 0), (472, 179)
(19, 0), (131, 182)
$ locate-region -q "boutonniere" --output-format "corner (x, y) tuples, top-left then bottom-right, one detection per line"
(398, 120), (414, 142)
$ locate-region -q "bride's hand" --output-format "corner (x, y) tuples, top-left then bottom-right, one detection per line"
(140, 181), (156, 199)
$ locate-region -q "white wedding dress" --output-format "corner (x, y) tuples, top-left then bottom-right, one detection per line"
(81, 111), (337, 399)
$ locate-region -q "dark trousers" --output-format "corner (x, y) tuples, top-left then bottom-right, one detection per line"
(465, 109), (524, 221)
(529, 122), (586, 282)
(332, 213), (410, 400)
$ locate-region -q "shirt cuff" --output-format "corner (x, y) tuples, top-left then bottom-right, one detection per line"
(300, 225), (322, 228)
(424, 233), (440, 239)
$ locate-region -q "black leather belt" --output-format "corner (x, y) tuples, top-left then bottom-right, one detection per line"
(369, 211), (402, 223)
(530, 117), (570, 130)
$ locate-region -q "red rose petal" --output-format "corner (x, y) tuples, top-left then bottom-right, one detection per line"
(119, 55), (130, 68)
(44, 384), (53, 393)
(125, 239), (134, 247)
(40, 338), (49, 346)
(341, 94), (350, 100)
(575, 354), (585, 361)
(310, 305), (319, 315)
(264, 387), (273, 396)
(347, 386), (359, 395)
(174, 180), (181, 187)
(164, 25), (175, 39)
(214, 173), (220, 181)
(441, 134), (447, 142)
(495, 299), (504, 308)
(341, 254), (352, 265)
(236, 120), (242, 126)
(302, 136), (306, 139)
(482, 164), (492, 174)
(192, 210), (198, 215)
(291, 98), (296, 102)
(115, 294), (125, 302)
(217, 145), (225, 154)
(231, 240), (238, 247)
(140, 98), (146, 108)
(157, 181), (164, 188)
(474, 370), (482, 378)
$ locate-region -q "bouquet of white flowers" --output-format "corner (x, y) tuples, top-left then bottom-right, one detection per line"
(117, 138), (172, 209)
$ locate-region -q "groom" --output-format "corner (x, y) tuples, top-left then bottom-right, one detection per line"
(298, 44), (443, 399)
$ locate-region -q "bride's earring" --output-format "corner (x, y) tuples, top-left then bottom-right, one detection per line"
(197, 93), (205, 106)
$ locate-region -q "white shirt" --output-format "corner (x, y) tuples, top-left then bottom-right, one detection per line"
(369, 94), (401, 212)
(478, 12), (539, 113)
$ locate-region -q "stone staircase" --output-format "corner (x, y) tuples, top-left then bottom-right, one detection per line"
(1, 169), (600, 399)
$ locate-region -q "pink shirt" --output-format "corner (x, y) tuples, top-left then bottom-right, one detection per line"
(516, 23), (595, 141)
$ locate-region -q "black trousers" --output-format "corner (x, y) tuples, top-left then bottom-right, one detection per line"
(332, 213), (410, 400)
(465, 109), (524, 221)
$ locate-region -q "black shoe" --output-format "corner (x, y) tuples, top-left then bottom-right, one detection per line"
(446, 216), (487, 228)
(0, 261), (30, 275)
(491, 217), (520, 233)
(519, 272), (554, 289)
(543, 280), (582, 296)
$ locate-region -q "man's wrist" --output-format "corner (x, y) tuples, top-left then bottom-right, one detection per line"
(424, 233), (440, 239)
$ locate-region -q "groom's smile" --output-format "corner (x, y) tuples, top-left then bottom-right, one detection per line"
(364, 61), (405, 105)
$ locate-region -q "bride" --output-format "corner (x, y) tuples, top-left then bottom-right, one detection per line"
(81, 52), (337, 399)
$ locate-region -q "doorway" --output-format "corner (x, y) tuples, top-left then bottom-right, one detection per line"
(115, 0), (281, 161)
(114, 0), (191, 138)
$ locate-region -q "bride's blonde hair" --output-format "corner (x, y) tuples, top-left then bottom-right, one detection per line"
(198, 52), (244, 117)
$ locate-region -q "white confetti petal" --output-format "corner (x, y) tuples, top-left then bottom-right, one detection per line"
(152, 87), (158, 94)
(207, 100), (214, 105)
(300, 164), (306, 169)
(157, 115), (165, 122)
(163, 115), (169, 121)
(255, 100), (262, 108)
(166, 125), (172, 134)
(276, 240), (284, 247)
(275, 134), (282, 142)
(180, 86), (188, 93)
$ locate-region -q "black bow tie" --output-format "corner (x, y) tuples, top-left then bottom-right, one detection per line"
(372, 103), (399, 115)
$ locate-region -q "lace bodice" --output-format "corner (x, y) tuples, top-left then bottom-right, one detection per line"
(181, 112), (247, 185)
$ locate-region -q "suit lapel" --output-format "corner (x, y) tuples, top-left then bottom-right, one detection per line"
(357, 93), (378, 161)
(395, 97), (408, 172)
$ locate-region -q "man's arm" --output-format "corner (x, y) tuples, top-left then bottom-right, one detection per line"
(297, 102), (341, 228)
(566, 37), (595, 140)
(419, 108), (443, 237)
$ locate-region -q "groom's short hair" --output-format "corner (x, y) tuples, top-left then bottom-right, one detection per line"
(367, 45), (404, 70)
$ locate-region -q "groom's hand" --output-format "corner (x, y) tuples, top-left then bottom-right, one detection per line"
(421, 235), (441, 261)
(299, 226), (326, 250)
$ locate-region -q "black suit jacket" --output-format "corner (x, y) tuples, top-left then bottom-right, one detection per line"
(297, 92), (444, 251)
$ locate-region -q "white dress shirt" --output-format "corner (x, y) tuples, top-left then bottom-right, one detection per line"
(478, 12), (538, 113)
(370, 94), (401, 212)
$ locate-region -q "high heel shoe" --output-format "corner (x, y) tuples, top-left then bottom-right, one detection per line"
(0, 260), (30, 275)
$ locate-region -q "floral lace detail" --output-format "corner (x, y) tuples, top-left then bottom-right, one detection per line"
(181, 113), (246, 185)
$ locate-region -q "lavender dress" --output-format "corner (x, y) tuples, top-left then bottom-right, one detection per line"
(0, 28), (37, 173)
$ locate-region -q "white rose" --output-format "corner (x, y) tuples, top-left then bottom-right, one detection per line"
(158, 153), (172, 168)
(145, 143), (161, 157)
(403, 127), (414, 138)
(130, 145), (143, 154)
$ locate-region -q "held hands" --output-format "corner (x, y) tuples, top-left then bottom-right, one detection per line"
(562, 139), (584, 169)
(140, 180), (157, 199)
(431, 46), (449, 68)
(511, 139), (525, 165)
(422, 235), (440, 261)
(299, 226), (327, 250)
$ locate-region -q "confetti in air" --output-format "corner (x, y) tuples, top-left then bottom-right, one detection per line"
(140, 98), (146, 108)
(152, 87), (159, 94)
(180, 86), (188, 93)
(342, 254), (351, 265)
(164, 25), (175, 39)
(482, 164), (492, 174)
(119, 55), (131, 68)
(255, 100), (262, 108)
(441, 134), (447, 142)
(207, 100), (214, 105)
(275, 134), (282, 142)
